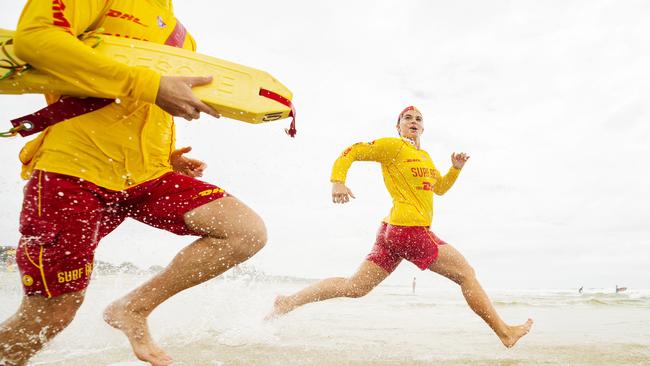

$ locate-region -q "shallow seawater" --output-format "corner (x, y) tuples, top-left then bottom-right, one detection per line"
(0, 272), (649, 365)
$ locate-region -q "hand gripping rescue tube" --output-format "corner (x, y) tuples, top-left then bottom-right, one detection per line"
(0, 28), (296, 137)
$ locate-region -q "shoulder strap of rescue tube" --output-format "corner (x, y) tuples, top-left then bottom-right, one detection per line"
(2, 0), (117, 138)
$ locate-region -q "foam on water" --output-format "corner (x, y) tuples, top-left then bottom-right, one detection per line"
(1, 272), (649, 365)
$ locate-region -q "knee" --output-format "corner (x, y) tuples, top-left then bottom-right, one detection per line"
(231, 219), (267, 260)
(345, 281), (372, 298)
(19, 292), (85, 331)
(47, 294), (85, 328)
(455, 265), (477, 285)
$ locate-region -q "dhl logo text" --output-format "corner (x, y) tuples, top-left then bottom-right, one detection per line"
(106, 9), (148, 27)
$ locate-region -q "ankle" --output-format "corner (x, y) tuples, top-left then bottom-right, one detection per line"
(111, 298), (152, 318)
(493, 323), (511, 338)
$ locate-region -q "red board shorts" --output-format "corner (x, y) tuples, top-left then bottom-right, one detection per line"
(16, 170), (228, 298)
(367, 222), (447, 273)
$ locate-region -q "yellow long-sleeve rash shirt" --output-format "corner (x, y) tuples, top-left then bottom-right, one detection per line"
(15, 0), (197, 190)
(331, 137), (461, 227)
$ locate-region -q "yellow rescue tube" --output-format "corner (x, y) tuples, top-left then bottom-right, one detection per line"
(0, 28), (293, 125)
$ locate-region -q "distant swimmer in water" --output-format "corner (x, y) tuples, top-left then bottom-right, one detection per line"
(269, 106), (533, 348)
(616, 285), (628, 293)
(579, 286), (583, 294)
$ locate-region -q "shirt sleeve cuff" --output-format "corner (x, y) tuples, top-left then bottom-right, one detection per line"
(133, 67), (161, 104)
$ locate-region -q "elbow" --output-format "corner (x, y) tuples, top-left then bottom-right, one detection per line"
(13, 26), (65, 65)
(434, 188), (449, 196)
(12, 31), (29, 61)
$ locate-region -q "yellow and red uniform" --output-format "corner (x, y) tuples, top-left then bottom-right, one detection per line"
(331, 137), (460, 227)
(14, 0), (196, 190)
(17, 170), (228, 298)
(12, 1), (232, 298)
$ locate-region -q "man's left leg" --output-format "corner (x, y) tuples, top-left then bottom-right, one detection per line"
(428, 243), (533, 347)
(104, 196), (266, 365)
(0, 292), (85, 366)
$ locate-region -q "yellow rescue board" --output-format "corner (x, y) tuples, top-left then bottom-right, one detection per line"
(0, 29), (292, 124)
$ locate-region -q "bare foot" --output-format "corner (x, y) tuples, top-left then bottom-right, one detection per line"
(500, 318), (534, 348)
(103, 299), (172, 366)
(265, 295), (295, 320)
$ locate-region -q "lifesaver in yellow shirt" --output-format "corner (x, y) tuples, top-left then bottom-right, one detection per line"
(0, 28), (295, 133)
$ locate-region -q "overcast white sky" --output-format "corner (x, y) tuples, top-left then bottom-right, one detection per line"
(0, 0), (648, 290)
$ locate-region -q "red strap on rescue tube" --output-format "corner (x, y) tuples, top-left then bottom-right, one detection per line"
(10, 97), (114, 137)
(259, 88), (296, 138)
(5, 20), (189, 138)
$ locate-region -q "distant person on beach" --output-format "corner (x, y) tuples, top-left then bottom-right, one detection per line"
(0, 2), (267, 366)
(269, 106), (533, 348)
(412, 276), (417, 294)
(616, 285), (627, 293)
(579, 286), (583, 294)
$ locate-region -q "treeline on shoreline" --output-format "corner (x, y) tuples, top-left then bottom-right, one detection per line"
(0, 245), (312, 283)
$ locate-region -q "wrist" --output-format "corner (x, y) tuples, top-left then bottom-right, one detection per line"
(136, 68), (162, 104)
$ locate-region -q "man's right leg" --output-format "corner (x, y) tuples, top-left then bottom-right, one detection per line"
(0, 292), (84, 366)
(103, 196), (267, 366)
(269, 260), (390, 318)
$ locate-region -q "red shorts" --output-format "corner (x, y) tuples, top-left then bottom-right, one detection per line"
(16, 170), (228, 298)
(367, 222), (446, 273)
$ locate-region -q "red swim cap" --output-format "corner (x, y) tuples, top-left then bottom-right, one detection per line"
(398, 106), (419, 123)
